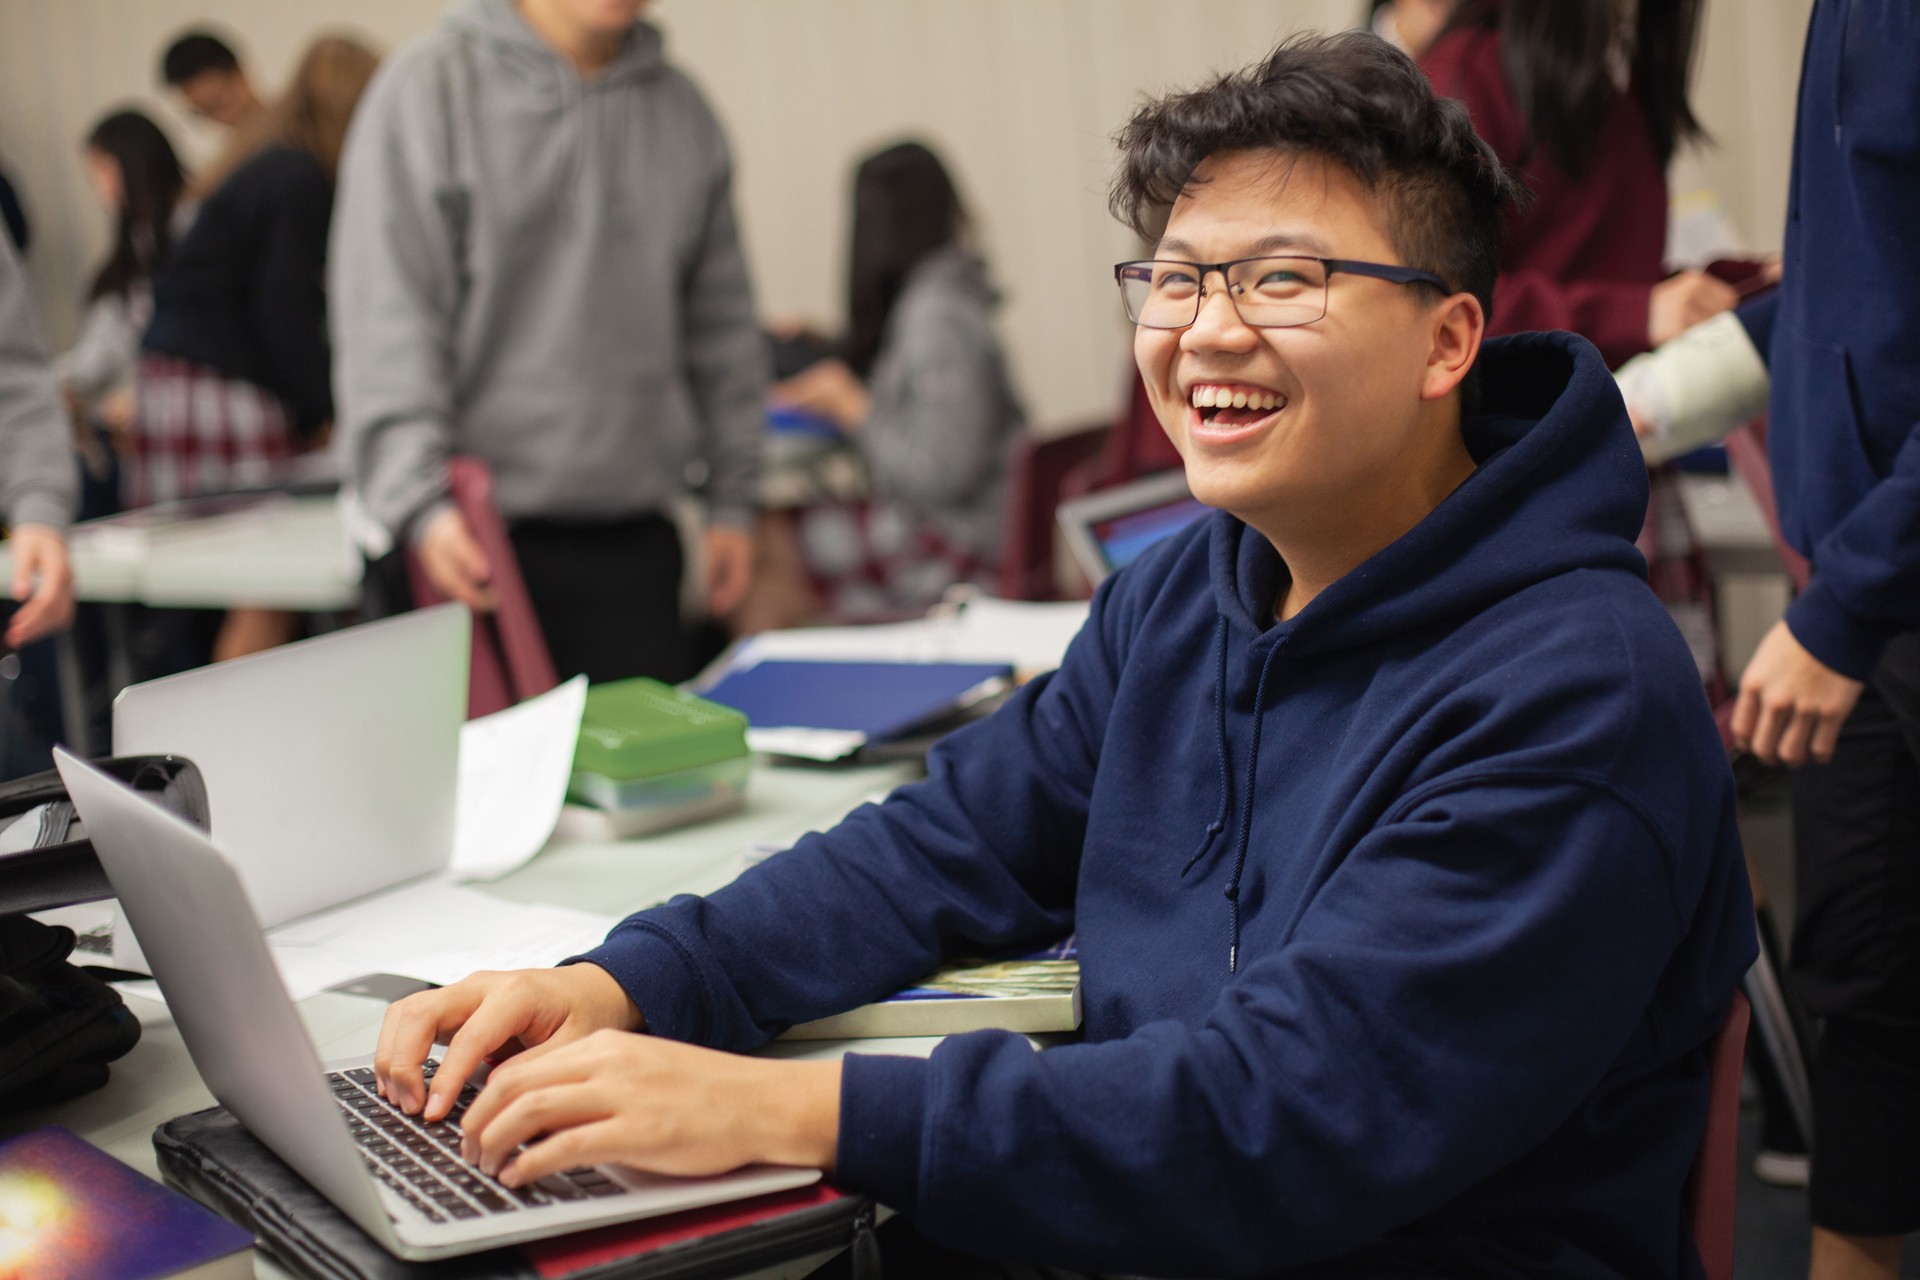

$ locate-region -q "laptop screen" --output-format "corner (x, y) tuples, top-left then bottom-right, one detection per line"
(1057, 471), (1211, 586)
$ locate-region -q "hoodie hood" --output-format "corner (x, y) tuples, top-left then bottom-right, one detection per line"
(1212, 331), (1649, 655)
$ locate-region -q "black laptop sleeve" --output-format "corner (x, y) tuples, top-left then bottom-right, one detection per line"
(153, 1106), (878, 1280)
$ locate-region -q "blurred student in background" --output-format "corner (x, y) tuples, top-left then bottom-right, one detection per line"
(132, 34), (378, 666)
(1367, 0), (1452, 55)
(1420, 0), (1736, 368)
(770, 141), (1025, 621)
(160, 30), (262, 131)
(334, 0), (763, 685)
(55, 110), (185, 502)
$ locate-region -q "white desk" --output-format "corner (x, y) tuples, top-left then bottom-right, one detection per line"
(4, 757), (921, 1280)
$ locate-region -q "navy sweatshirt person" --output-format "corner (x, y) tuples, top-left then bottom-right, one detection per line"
(372, 34), (1756, 1278)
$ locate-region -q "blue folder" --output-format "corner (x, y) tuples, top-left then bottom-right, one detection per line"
(701, 660), (1013, 742)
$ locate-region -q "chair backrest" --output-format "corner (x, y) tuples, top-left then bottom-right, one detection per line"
(1687, 990), (1750, 1280)
(998, 422), (1111, 601)
(405, 457), (558, 719)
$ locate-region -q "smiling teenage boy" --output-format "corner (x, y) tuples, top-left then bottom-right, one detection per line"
(375, 34), (1755, 1277)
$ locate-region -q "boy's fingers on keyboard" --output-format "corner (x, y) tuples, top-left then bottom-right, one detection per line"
(500, 1118), (624, 1188)
(377, 985), (480, 1114)
(430, 992), (546, 1123)
(470, 1080), (608, 1177)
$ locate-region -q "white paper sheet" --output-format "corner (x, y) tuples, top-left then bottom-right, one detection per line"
(450, 675), (588, 880)
(264, 876), (618, 1000)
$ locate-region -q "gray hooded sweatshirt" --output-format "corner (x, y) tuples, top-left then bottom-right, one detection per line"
(863, 245), (1024, 561)
(0, 234), (77, 532)
(331, 0), (764, 552)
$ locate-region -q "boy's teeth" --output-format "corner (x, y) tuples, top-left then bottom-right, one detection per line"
(1190, 386), (1285, 411)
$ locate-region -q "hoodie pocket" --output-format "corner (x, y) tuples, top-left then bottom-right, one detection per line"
(1779, 326), (1883, 494)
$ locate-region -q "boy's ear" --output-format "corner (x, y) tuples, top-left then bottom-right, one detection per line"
(1420, 292), (1485, 402)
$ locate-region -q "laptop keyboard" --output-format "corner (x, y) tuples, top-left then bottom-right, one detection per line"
(327, 1062), (628, 1223)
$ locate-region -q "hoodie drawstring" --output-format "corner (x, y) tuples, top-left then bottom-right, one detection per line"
(1180, 617), (1232, 877)
(1226, 637), (1284, 972)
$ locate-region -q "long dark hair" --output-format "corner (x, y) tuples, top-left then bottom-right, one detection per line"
(85, 110), (185, 302)
(842, 141), (966, 379)
(1438, 0), (1705, 177)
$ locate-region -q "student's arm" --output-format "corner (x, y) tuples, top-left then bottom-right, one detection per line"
(823, 771), (1740, 1273)
(0, 233), (78, 647)
(377, 548), (1135, 1114)
(860, 291), (1013, 510)
(250, 154), (335, 438)
(1734, 417), (1920, 766)
(330, 55), (463, 557)
(678, 129), (766, 535)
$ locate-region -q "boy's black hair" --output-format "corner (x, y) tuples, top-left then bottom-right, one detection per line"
(1111, 30), (1521, 326)
(161, 31), (241, 86)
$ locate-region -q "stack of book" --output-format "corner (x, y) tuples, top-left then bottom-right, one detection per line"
(561, 680), (751, 839)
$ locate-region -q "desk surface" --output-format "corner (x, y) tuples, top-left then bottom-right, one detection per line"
(5, 757), (920, 1280)
(0, 494), (361, 611)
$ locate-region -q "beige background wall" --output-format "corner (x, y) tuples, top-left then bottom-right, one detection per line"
(0, 0), (1811, 431)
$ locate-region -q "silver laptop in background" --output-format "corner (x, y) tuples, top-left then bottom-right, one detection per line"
(1055, 470), (1210, 588)
(112, 605), (469, 935)
(53, 749), (821, 1261)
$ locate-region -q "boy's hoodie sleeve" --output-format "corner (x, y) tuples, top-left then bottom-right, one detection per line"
(330, 55), (464, 552)
(576, 568), (1136, 1046)
(1783, 418), (1920, 679)
(835, 775), (1724, 1274)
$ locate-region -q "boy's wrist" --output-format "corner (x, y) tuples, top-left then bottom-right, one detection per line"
(762, 1059), (842, 1171)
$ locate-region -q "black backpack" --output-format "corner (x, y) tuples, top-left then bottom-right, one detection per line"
(0, 756), (208, 1107)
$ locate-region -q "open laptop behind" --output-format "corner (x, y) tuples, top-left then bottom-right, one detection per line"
(112, 605), (468, 934)
(1056, 470), (1210, 588)
(53, 748), (820, 1261)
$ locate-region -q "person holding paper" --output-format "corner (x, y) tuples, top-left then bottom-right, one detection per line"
(376, 32), (1753, 1277)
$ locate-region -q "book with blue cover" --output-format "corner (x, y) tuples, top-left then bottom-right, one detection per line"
(701, 659), (1012, 746)
(0, 1126), (253, 1280)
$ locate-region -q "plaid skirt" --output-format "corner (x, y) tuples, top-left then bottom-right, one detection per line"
(126, 354), (295, 508)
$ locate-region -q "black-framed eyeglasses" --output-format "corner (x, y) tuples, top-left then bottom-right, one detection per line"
(1114, 255), (1451, 330)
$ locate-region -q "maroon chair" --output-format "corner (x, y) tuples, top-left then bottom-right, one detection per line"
(1687, 991), (1751, 1280)
(405, 457), (558, 719)
(997, 422), (1111, 601)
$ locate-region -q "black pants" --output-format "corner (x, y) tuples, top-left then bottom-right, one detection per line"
(1790, 631), (1920, 1236)
(507, 513), (688, 686)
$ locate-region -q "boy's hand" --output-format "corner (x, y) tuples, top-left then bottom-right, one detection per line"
(6, 524), (75, 648)
(458, 1029), (842, 1185)
(1731, 620), (1865, 768)
(373, 963), (640, 1122)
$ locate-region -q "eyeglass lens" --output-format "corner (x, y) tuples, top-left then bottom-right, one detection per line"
(1118, 257), (1330, 329)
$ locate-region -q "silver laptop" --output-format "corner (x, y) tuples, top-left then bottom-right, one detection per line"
(1055, 470), (1211, 587)
(113, 605), (469, 935)
(53, 748), (820, 1260)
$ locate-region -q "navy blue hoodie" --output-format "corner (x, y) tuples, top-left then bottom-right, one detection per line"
(582, 333), (1756, 1278)
(1766, 0), (1920, 679)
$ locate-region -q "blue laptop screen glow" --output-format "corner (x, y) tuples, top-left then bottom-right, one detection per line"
(1096, 498), (1210, 570)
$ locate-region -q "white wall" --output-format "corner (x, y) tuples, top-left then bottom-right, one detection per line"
(0, 0), (1811, 432)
